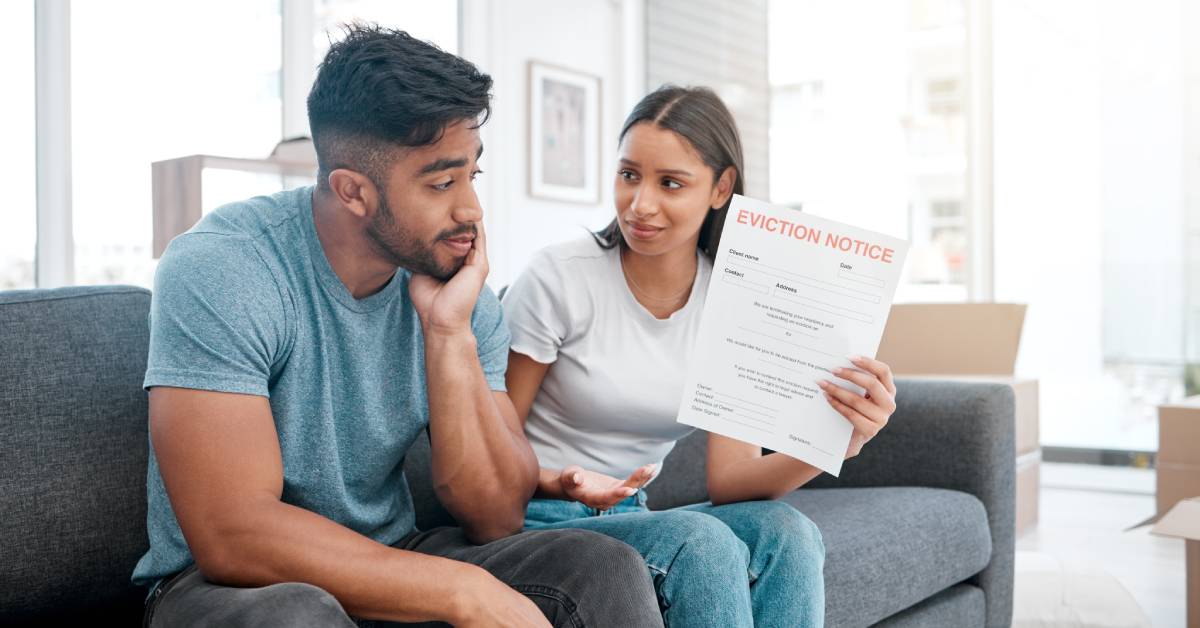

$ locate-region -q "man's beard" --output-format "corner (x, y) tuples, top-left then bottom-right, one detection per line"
(365, 194), (472, 282)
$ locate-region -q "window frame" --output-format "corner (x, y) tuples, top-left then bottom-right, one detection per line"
(29, 0), (462, 288)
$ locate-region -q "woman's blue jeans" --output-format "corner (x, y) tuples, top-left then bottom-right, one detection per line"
(525, 491), (825, 627)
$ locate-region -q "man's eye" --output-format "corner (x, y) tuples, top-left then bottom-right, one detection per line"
(471, 169), (483, 181)
(433, 180), (453, 191)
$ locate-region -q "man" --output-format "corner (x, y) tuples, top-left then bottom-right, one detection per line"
(134, 25), (663, 627)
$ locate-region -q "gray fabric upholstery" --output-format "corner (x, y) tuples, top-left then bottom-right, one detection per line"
(875, 583), (986, 627)
(645, 378), (1016, 628)
(2, 287), (1013, 628)
(405, 426), (1004, 628)
(0, 286), (152, 623)
(782, 487), (991, 627)
(808, 379), (1016, 628)
(644, 425), (709, 511)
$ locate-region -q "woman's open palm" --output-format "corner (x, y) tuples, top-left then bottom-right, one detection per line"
(559, 464), (657, 511)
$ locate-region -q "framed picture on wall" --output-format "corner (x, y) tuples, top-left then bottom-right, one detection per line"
(528, 61), (601, 204)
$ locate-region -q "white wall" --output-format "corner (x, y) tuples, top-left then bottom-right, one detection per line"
(461, 0), (645, 290)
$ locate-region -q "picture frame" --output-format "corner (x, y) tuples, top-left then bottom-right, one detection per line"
(528, 61), (601, 204)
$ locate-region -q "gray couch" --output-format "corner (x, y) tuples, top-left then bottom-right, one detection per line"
(0, 286), (1014, 626)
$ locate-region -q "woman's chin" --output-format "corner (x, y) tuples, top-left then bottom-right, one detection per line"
(621, 238), (657, 257)
(621, 233), (695, 259)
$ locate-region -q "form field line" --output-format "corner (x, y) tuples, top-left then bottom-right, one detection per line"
(838, 268), (885, 288)
(727, 260), (882, 302)
(771, 290), (875, 324)
(737, 326), (838, 357)
(709, 389), (776, 411)
(722, 272), (769, 295)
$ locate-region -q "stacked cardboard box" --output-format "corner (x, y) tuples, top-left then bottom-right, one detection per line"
(876, 303), (1040, 536)
(1157, 398), (1200, 517)
(1143, 402), (1200, 628)
(1150, 497), (1200, 627)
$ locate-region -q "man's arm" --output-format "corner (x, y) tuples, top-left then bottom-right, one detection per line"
(410, 222), (539, 543)
(423, 336), (539, 542)
(150, 386), (544, 625)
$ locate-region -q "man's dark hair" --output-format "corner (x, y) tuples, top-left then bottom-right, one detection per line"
(307, 24), (493, 189)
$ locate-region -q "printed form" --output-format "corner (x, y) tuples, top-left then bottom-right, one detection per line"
(677, 195), (909, 476)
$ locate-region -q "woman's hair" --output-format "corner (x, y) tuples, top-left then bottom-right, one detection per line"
(593, 85), (745, 259)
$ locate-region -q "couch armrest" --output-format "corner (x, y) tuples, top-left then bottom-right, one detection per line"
(805, 377), (1015, 628)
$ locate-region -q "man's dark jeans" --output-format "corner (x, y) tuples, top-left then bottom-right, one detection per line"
(143, 526), (664, 627)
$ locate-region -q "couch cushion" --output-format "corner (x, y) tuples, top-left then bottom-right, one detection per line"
(875, 583), (986, 627)
(406, 428), (993, 627)
(0, 287), (152, 623)
(644, 428), (708, 510)
(782, 486), (992, 627)
(408, 432), (992, 627)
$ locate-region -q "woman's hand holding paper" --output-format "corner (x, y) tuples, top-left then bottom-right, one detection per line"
(818, 355), (897, 460)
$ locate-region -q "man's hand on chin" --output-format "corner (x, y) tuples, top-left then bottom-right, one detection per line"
(410, 221), (489, 337)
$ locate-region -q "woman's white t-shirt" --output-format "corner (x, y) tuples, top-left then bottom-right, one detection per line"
(502, 236), (713, 481)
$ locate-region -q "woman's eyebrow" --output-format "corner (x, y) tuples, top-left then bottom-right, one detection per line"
(619, 158), (693, 177)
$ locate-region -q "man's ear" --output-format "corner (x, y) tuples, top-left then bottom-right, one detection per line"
(327, 169), (380, 219)
(710, 166), (737, 210)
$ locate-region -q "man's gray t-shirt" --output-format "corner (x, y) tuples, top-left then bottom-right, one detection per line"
(131, 185), (510, 587)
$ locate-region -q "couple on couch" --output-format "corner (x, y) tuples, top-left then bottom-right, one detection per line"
(136, 24), (897, 628)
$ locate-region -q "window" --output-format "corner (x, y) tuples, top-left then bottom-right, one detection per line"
(0, 1), (36, 290)
(21, 2), (461, 289)
(922, 200), (966, 285)
(768, 0), (969, 303)
(992, 0), (1194, 451)
(314, 0), (458, 61)
(70, 0), (283, 287)
(925, 78), (962, 116)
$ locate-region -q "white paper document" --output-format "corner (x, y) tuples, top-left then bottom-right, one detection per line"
(677, 195), (910, 476)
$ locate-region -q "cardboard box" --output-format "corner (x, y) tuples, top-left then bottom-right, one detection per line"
(1016, 451), (1040, 537)
(878, 304), (1036, 451)
(877, 303), (1040, 532)
(1159, 463), (1200, 521)
(1012, 378), (1040, 456)
(1158, 399), (1200, 517)
(877, 305), (1037, 453)
(1150, 497), (1200, 627)
(1159, 399), (1200, 465)
(876, 303), (1027, 376)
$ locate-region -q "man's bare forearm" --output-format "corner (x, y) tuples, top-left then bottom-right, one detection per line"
(424, 330), (539, 541)
(199, 497), (484, 623)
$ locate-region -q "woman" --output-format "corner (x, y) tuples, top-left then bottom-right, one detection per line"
(503, 85), (897, 627)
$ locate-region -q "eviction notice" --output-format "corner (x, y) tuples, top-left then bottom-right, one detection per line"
(677, 195), (910, 476)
